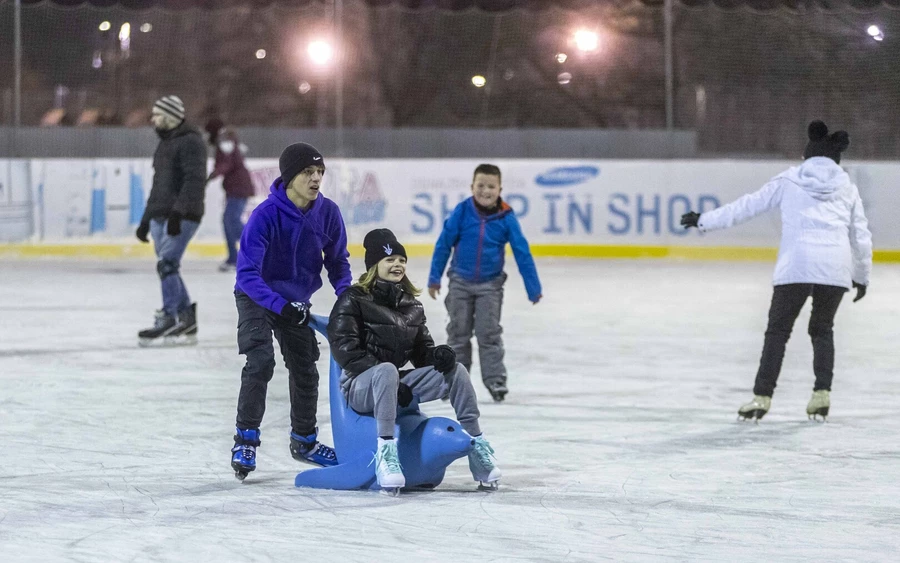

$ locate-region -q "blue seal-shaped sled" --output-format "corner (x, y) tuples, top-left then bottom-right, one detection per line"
(295, 315), (475, 491)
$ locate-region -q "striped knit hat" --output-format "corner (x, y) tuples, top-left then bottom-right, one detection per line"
(153, 96), (185, 122)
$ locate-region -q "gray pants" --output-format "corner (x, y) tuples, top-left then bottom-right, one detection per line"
(445, 272), (507, 387)
(346, 362), (482, 438)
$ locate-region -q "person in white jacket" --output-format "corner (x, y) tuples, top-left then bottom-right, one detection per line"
(681, 120), (873, 421)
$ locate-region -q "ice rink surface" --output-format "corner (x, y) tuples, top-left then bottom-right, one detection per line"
(1, 256), (899, 562)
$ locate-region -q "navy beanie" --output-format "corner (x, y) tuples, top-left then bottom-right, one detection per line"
(803, 120), (850, 164)
(364, 229), (407, 271)
(279, 143), (325, 188)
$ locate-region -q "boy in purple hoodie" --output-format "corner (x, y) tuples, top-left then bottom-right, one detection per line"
(230, 143), (352, 481)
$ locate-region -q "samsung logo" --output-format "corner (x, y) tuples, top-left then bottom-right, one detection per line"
(535, 166), (600, 187)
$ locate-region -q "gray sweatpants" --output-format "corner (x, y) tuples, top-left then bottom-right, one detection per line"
(345, 362), (482, 438)
(445, 272), (507, 387)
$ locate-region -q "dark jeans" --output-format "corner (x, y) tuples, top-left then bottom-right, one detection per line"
(223, 197), (247, 265)
(754, 283), (846, 397)
(234, 291), (320, 435)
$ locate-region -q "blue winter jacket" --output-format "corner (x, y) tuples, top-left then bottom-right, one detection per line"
(235, 178), (352, 314)
(428, 197), (542, 302)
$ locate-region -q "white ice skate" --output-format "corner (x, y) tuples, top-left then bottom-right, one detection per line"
(806, 390), (830, 422)
(737, 395), (771, 423)
(374, 438), (405, 496)
(469, 435), (501, 490)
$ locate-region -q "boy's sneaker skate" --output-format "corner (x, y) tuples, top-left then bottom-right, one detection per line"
(167, 302), (198, 346)
(806, 390), (830, 421)
(469, 434), (501, 489)
(231, 428), (261, 481)
(138, 310), (179, 347)
(290, 429), (338, 467)
(738, 395), (771, 422)
(487, 381), (508, 403)
(374, 438), (405, 495)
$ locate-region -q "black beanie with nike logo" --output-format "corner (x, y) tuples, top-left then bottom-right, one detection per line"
(279, 143), (325, 188)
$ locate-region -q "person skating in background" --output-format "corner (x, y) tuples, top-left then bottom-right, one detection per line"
(230, 142), (351, 480)
(204, 118), (255, 273)
(427, 164), (542, 402)
(328, 229), (501, 493)
(136, 96), (207, 347)
(681, 120), (872, 421)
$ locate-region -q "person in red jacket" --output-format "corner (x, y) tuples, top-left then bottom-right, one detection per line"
(205, 118), (256, 272)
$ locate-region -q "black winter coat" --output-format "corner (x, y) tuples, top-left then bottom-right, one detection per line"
(328, 279), (435, 378)
(142, 121), (208, 224)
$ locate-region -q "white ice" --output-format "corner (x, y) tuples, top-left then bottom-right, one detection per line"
(1, 256), (899, 562)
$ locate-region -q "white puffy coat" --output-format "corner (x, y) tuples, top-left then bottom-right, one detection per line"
(698, 157), (872, 289)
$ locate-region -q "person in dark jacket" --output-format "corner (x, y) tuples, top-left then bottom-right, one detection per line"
(328, 228), (501, 492)
(229, 142), (351, 481)
(136, 96), (207, 347)
(204, 118), (255, 272)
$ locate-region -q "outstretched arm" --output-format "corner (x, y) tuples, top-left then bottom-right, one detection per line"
(507, 215), (542, 303)
(427, 206), (463, 296)
(697, 179), (784, 232)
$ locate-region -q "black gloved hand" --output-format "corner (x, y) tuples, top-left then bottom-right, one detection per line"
(852, 281), (867, 303)
(280, 301), (310, 326)
(166, 212), (182, 237)
(432, 344), (457, 375)
(680, 211), (700, 229)
(397, 383), (413, 408)
(135, 221), (150, 243)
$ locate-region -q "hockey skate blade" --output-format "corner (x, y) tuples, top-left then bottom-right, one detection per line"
(138, 334), (198, 348)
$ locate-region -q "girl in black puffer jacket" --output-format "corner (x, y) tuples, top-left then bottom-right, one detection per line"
(327, 229), (501, 491)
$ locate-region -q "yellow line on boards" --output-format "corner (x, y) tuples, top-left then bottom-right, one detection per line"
(1, 243), (899, 262)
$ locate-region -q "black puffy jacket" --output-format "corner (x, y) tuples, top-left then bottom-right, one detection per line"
(141, 121), (208, 224)
(328, 279), (435, 378)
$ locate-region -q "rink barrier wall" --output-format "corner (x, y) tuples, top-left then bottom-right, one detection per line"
(2, 242), (899, 262)
(3, 158), (900, 256)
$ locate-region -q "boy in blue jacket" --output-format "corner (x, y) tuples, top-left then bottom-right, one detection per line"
(428, 164), (542, 402)
(230, 143), (352, 480)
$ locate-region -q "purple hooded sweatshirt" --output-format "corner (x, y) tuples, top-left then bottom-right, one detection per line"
(235, 178), (352, 314)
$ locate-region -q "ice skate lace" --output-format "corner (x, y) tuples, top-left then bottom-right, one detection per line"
(311, 443), (336, 462)
(231, 444), (255, 462)
(153, 310), (168, 329)
(471, 438), (495, 468)
(374, 444), (402, 474)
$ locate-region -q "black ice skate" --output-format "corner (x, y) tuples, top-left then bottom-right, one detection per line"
(168, 303), (198, 346)
(138, 310), (179, 347)
(487, 381), (508, 403)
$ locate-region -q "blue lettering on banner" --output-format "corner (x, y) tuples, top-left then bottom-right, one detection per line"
(543, 193), (563, 233)
(535, 166), (600, 187)
(608, 193), (631, 235)
(636, 194), (661, 235)
(568, 195), (592, 234)
(411, 193), (433, 233)
(505, 194), (528, 219)
(667, 195), (692, 236)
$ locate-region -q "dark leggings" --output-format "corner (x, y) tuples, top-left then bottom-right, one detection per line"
(754, 283), (846, 397)
(234, 291), (320, 435)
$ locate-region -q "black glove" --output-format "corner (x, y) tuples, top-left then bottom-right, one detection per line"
(432, 344), (457, 375)
(680, 211), (700, 229)
(280, 301), (310, 326)
(852, 281), (867, 303)
(166, 212), (182, 237)
(135, 221), (150, 243)
(397, 383), (413, 408)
